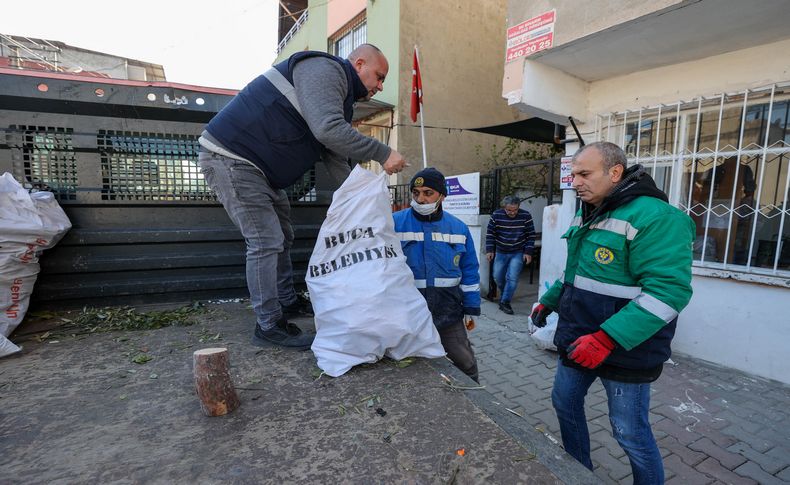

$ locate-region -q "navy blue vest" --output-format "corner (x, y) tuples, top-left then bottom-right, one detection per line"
(205, 51), (367, 189)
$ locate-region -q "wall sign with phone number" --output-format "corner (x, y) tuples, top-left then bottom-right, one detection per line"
(505, 10), (556, 63)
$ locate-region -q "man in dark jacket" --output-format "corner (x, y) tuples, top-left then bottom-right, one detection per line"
(198, 44), (408, 349)
(485, 195), (536, 315)
(393, 168), (481, 381)
(531, 142), (695, 483)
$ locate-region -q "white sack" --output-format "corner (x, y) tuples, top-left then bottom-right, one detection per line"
(528, 301), (558, 352)
(0, 173), (72, 357)
(307, 166), (445, 377)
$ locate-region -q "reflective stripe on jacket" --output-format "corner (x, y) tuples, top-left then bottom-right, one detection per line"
(393, 208), (481, 329)
(205, 51), (365, 189)
(541, 195), (695, 370)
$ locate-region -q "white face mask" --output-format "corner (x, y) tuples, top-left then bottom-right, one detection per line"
(410, 199), (440, 215)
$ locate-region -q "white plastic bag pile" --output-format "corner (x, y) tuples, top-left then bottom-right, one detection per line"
(0, 173), (72, 357)
(528, 301), (558, 352)
(307, 166), (444, 377)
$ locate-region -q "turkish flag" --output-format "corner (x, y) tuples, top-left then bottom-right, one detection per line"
(410, 49), (423, 122)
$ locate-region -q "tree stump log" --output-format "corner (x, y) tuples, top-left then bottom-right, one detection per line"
(193, 348), (240, 417)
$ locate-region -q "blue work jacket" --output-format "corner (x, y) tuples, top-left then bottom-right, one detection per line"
(393, 207), (481, 329)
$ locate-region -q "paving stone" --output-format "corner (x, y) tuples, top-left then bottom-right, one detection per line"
(591, 446), (632, 481)
(653, 415), (701, 446)
(726, 442), (790, 475)
(689, 437), (746, 470)
(714, 409), (766, 434)
(474, 292), (790, 485)
(695, 457), (758, 485)
(732, 461), (787, 485)
(589, 427), (626, 459)
(532, 408), (560, 435)
(776, 465), (790, 482)
(720, 425), (774, 453)
(663, 454), (715, 484)
(658, 435), (706, 466)
(591, 467), (620, 485)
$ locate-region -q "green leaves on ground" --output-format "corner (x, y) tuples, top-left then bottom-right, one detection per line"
(131, 353), (153, 364)
(61, 303), (207, 334)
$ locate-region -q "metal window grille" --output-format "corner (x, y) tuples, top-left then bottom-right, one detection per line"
(97, 130), (213, 201)
(330, 13), (366, 59)
(9, 125), (78, 200)
(285, 167), (317, 203)
(389, 183), (411, 212)
(595, 82), (790, 276)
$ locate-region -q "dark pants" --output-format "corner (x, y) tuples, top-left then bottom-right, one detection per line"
(438, 320), (479, 382)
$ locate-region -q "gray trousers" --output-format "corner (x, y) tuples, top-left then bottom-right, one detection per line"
(198, 150), (297, 330)
(439, 320), (479, 382)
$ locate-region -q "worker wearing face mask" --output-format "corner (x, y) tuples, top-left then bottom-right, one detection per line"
(393, 167), (481, 381)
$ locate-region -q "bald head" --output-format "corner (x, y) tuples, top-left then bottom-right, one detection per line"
(348, 43), (388, 100)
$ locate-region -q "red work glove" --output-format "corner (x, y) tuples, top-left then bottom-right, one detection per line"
(529, 304), (552, 328)
(567, 330), (616, 369)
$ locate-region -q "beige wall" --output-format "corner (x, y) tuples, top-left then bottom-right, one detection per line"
(327, 0), (366, 36)
(397, 0), (525, 181)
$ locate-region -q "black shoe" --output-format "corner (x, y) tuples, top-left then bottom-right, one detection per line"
(282, 294), (314, 318)
(277, 316), (303, 336)
(499, 302), (514, 315)
(252, 323), (314, 349)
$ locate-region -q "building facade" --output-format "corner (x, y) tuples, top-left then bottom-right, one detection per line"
(275, 0), (532, 182)
(0, 33), (165, 81)
(504, 0), (790, 384)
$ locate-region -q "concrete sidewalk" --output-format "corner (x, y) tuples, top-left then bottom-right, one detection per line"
(473, 278), (790, 484)
(1, 300), (598, 484)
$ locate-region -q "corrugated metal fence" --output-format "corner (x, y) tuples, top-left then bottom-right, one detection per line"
(0, 71), (330, 308)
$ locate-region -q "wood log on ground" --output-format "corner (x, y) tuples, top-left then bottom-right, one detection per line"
(193, 347), (240, 417)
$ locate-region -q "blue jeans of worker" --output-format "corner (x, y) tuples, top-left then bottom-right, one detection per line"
(493, 252), (524, 304)
(198, 150), (297, 330)
(552, 359), (664, 485)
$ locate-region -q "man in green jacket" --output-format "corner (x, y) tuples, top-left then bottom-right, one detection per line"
(530, 141), (695, 484)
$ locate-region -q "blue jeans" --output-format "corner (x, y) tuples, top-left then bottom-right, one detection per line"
(493, 252), (524, 303)
(198, 151), (297, 330)
(552, 359), (664, 485)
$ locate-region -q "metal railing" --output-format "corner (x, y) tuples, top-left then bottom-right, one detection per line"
(276, 10), (309, 54)
(595, 81), (790, 275)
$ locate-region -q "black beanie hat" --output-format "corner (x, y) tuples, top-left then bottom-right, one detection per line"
(410, 167), (446, 196)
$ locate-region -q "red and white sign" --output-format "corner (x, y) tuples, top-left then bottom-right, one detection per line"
(505, 9), (556, 63)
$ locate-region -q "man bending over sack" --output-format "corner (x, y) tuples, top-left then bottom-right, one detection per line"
(393, 168), (481, 382)
(198, 44), (409, 349)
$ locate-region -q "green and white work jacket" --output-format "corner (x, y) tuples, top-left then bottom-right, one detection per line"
(541, 195), (696, 372)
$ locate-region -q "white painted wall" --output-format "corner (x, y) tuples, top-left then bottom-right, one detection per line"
(509, 26), (790, 386)
(587, 37), (790, 119)
(676, 275), (790, 385)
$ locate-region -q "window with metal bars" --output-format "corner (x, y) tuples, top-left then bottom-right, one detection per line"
(330, 13), (366, 59)
(285, 168), (317, 203)
(10, 125), (78, 200)
(596, 83), (790, 276)
(97, 130), (213, 201)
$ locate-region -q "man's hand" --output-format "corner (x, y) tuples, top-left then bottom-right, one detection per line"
(529, 303), (552, 328)
(382, 150), (410, 175)
(523, 254), (532, 264)
(486, 252), (494, 262)
(567, 330), (616, 369)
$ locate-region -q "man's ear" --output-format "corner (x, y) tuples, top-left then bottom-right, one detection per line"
(610, 164), (625, 183)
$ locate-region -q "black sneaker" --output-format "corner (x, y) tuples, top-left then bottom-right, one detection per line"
(499, 302), (514, 315)
(282, 294), (314, 318)
(252, 323), (314, 349)
(277, 316), (303, 336)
